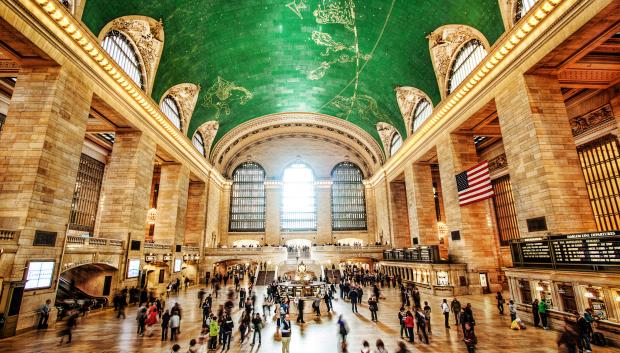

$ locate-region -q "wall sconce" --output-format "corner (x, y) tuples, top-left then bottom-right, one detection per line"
(146, 208), (157, 224)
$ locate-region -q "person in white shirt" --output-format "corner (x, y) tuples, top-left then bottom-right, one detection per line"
(170, 313), (180, 341)
(441, 298), (451, 328)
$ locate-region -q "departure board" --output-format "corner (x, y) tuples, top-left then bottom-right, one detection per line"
(552, 232), (620, 264)
(511, 231), (620, 270)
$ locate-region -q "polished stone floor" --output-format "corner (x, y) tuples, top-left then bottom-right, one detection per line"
(1, 283), (615, 353)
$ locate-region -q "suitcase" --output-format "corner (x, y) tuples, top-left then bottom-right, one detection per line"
(591, 332), (606, 346)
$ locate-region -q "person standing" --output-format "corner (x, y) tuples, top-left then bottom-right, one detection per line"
(324, 292), (332, 313)
(532, 299), (540, 328)
(161, 309), (170, 341)
(281, 314), (292, 353)
(451, 298), (462, 326)
(404, 310), (415, 343)
(349, 288), (359, 313)
(423, 301), (432, 335)
(198, 288), (206, 308)
(509, 300), (517, 322)
(415, 307), (429, 344)
(170, 310), (180, 341)
(496, 292), (505, 315)
(539, 298), (549, 330)
(576, 311), (592, 353)
(251, 313), (262, 346)
(38, 299), (51, 329)
(209, 316), (220, 350)
(221, 313), (234, 351)
(463, 322), (477, 353)
(368, 296), (378, 322)
(440, 299), (451, 328)
(398, 307), (408, 339)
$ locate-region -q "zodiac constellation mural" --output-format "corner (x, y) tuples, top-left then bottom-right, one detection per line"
(287, 0), (393, 125)
(201, 76), (253, 120)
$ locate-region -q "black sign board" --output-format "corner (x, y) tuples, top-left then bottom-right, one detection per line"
(383, 246), (440, 264)
(33, 230), (57, 246)
(511, 231), (620, 271)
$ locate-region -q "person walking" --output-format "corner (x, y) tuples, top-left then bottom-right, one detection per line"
(463, 322), (477, 353)
(296, 298), (305, 323)
(375, 339), (388, 353)
(404, 310), (415, 343)
(395, 341), (410, 353)
(575, 311), (592, 353)
(415, 307), (429, 344)
(557, 318), (579, 353)
(368, 296), (378, 322)
(532, 299), (540, 328)
(58, 309), (78, 345)
(136, 306), (147, 336)
(251, 313), (262, 346)
(361, 340), (371, 353)
(161, 309), (170, 341)
(451, 298), (462, 326)
(496, 292), (505, 315)
(281, 314), (292, 353)
(337, 315), (349, 342)
(509, 300), (517, 322)
(440, 299), (451, 328)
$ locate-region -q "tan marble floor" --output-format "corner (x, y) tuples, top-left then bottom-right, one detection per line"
(0, 284), (616, 353)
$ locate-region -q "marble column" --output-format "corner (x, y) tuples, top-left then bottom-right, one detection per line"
(0, 65), (92, 331)
(404, 163), (439, 245)
(496, 74), (596, 236)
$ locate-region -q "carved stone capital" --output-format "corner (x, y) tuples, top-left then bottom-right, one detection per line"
(569, 104), (615, 137)
(488, 153), (508, 174)
(165, 83), (201, 132)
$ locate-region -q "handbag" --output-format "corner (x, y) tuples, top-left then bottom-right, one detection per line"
(273, 331), (282, 341)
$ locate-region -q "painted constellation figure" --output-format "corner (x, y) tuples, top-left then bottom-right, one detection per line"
(202, 76), (253, 119)
(286, 0), (308, 19)
(329, 95), (388, 123)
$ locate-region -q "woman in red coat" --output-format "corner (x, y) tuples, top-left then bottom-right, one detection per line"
(404, 311), (415, 343)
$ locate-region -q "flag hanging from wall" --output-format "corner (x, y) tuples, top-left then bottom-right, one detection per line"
(455, 161), (494, 206)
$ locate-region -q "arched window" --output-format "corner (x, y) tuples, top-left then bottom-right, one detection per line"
(514, 0), (539, 23)
(229, 162), (266, 232)
(192, 132), (206, 157)
(412, 98), (432, 132)
(161, 96), (182, 131)
(447, 39), (487, 95)
(389, 132), (402, 157)
(331, 162), (367, 231)
(281, 162), (316, 231)
(101, 30), (145, 89)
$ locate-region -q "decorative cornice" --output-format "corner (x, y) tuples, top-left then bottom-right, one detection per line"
(394, 86), (432, 136)
(570, 104), (615, 137)
(161, 83), (200, 133)
(197, 120), (219, 153)
(376, 122), (397, 155)
(211, 112), (385, 168)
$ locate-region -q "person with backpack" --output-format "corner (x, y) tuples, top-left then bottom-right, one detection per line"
(415, 307), (429, 344)
(440, 299), (451, 328)
(463, 322), (477, 353)
(368, 296), (378, 322)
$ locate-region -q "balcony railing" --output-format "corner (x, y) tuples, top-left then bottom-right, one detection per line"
(0, 230), (17, 241)
(66, 236), (124, 249)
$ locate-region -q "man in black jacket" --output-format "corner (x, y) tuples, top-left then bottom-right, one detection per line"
(221, 314), (234, 351)
(296, 299), (305, 323)
(349, 287), (359, 313)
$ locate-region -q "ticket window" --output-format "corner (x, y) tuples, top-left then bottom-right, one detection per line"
(519, 279), (532, 304)
(558, 284), (578, 313)
(585, 286), (608, 321)
(536, 281), (554, 308)
(612, 289), (620, 322)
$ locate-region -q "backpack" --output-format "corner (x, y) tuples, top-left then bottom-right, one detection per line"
(592, 332), (607, 346)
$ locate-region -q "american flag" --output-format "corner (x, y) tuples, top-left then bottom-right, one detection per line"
(455, 161), (494, 206)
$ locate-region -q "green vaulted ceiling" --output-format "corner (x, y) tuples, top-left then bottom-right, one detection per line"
(82, 0), (504, 147)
